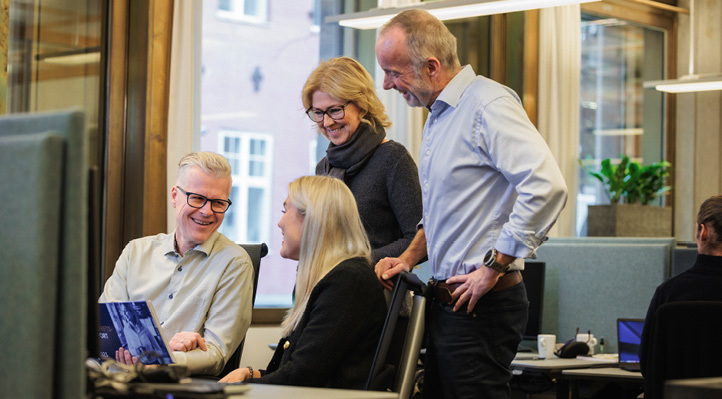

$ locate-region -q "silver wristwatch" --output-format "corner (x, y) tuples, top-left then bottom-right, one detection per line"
(483, 248), (511, 273)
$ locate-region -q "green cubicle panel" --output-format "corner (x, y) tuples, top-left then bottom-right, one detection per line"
(0, 109), (87, 399)
(536, 237), (674, 353)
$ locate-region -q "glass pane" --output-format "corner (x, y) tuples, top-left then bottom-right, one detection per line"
(201, 1), (319, 308)
(577, 15), (666, 236)
(220, 186), (240, 238)
(6, 0), (103, 166)
(246, 187), (263, 242)
(244, 0), (259, 17)
(250, 138), (265, 155)
(249, 160), (264, 177)
(218, 0), (232, 12)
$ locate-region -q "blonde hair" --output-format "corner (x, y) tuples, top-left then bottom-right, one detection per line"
(379, 9), (461, 74)
(302, 57), (391, 131)
(177, 151), (232, 182)
(281, 175), (372, 337)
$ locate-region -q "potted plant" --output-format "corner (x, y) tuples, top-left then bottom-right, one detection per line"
(580, 155), (672, 237)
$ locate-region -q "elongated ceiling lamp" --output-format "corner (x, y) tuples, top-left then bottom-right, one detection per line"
(643, 0), (722, 93)
(326, 0), (600, 30)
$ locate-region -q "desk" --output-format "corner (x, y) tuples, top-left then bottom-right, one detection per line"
(227, 384), (399, 398)
(563, 367), (643, 399)
(511, 356), (619, 399)
(665, 377), (722, 399)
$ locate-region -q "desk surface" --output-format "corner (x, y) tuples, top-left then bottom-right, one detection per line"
(665, 377), (722, 399)
(563, 367), (643, 381)
(512, 357), (616, 372)
(227, 383), (399, 399)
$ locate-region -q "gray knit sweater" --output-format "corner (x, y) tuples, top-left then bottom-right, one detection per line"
(317, 140), (423, 264)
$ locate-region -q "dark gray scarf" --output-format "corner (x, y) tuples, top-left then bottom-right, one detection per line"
(319, 122), (386, 180)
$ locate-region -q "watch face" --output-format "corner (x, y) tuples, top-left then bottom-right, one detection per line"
(484, 249), (495, 264)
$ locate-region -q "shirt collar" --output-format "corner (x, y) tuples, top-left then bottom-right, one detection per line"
(163, 231), (220, 257)
(431, 65), (476, 113)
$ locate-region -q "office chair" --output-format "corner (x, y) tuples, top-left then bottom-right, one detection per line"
(217, 243), (268, 378)
(642, 301), (722, 399)
(366, 271), (428, 399)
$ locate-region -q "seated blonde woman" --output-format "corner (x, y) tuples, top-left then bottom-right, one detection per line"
(220, 175), (387, 389)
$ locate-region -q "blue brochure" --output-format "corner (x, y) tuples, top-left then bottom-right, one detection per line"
(98, 301), (175, 365)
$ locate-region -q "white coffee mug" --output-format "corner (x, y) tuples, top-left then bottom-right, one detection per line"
(576, 333), (598, 355)
(537, 334), (556, 359)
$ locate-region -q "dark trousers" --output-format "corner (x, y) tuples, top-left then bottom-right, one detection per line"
(423, 282), (528, 399)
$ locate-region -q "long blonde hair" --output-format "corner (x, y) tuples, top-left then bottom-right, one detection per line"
(281, 175), (372, 337)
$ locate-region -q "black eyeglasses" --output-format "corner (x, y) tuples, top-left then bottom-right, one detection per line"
(306, 101), (352, 122)
(176, 186), (232, 213)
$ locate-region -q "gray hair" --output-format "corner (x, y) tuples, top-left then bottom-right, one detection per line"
(177, 151), (232, 181)
(379, 9), (461, 74)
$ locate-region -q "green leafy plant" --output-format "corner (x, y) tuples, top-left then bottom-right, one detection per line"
(579, 155), (671, 205)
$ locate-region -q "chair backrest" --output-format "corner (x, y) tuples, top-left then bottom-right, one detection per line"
(366, 271), (427, 398)
(218, 243), (268, 377)
(643, 301), (722, 399)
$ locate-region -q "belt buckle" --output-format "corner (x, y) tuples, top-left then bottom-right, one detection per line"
(429, 279), (455, 305)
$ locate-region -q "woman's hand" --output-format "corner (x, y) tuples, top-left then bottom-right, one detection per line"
(169, 332), (207, 352)
(219, 367), (251, 383)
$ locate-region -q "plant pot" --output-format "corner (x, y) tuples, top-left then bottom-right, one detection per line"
(587, 204), (672, 237)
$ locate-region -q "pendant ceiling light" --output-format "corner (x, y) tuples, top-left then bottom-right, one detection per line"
(327, 0), (600, 30)
(643, 0), (722, 93)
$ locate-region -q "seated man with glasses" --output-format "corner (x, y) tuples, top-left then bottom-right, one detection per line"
(100, 151), (253, 375)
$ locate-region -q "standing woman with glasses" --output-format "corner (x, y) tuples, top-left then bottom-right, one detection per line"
(220, 176), (387, 388)
(303, 57), (423, 265)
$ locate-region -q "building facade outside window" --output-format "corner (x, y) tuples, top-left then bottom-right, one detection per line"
(216, 0), (268, 24)
(219, 131), (274, 246)
(201, 0), (320, 308)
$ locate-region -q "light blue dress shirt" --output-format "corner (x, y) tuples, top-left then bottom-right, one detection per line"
(419, 65), (567, 280)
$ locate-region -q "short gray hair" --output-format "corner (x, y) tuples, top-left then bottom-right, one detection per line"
(379, 9), (460, 74)
(177, 151), (231, 181)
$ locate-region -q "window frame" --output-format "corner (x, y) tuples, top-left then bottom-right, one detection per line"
(215, 0), (269, 25)
(579, 0), (678, 225)
(218, 130), (274, 247)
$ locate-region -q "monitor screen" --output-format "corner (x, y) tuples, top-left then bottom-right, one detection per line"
(520, 262), (545, 340)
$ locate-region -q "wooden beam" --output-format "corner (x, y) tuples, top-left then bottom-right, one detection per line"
(142, 0), (173, 237)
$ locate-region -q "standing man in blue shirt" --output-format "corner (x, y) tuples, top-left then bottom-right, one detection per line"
(374, 9), (568, 399)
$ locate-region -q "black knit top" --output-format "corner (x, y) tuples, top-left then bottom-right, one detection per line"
(257, 257), (387, 389)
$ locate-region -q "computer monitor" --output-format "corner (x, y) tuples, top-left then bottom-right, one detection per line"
(520, 262), (546, 340)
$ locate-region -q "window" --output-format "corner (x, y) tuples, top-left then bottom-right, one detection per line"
(201, 0), (321, 308)
(216, 0), (268, 24)
(576, 13), (667, 236)
(219, 132), (273, 245)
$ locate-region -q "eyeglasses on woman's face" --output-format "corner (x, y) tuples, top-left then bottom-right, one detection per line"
(305, 101), (352, 123)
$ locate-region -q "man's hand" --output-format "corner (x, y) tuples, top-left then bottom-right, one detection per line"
(169, 332), (207, 352)
(219, 367), (251, 383)
(115, 347), (139, 365)
(446, 266), (501, 313)
(375, 257), (410, 290)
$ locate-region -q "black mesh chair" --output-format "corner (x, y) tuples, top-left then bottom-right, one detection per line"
(217, 243), (268, 378)
(641, 301), (722, 399)
(366, 271), (428, 398)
